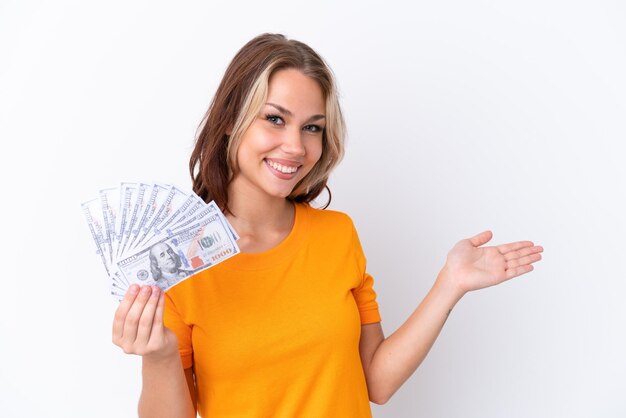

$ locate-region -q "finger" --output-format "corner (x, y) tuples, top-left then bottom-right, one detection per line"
(505, 264), (534, 280)
(122, 285), (153, 343)
(134, 286), (161, 348)
(149, 291), (167, 342)
(507, 252), (542, 269)
(497, 241), (535, 254)
(469, 230), (493, 247)
(112, 285), (140, 342)
(503, 245), (544, 261)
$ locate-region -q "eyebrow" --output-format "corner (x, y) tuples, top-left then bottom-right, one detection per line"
(265, 102), (326, 123)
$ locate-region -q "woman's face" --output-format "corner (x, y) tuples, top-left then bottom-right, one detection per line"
(231, 68), (325, 200)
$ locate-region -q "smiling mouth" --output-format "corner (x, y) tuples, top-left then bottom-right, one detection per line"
(265, 159), (300, 174)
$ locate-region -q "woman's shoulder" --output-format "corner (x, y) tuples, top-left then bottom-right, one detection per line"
(300, 203), (356, 231)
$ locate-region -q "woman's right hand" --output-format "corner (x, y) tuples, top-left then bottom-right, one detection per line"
(112, 284), (179, 360)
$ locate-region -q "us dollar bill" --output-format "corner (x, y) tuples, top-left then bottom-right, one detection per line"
(99, 187), (119, 262)
(127, 183), (170, 251)
(117, 208), (239, 291)
(119, 182), (150, 258)
(82, 182), (240, 298)
(134, 185), (188, 248)
(115, 183), (136, 259)
(152, 194), (205, 237)
(82, 198), (111, 276)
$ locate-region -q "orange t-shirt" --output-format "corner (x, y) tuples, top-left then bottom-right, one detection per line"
(164, 203), (381, 417)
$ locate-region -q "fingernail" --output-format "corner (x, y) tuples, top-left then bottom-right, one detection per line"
(141, 286), (150, 294)
(129, 285), (139, 294)
(152, 286), (160, 297)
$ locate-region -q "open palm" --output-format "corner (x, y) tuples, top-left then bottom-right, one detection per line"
(444, 230), (543, 293)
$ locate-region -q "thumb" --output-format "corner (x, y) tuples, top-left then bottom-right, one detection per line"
(469, 230), (493, 247)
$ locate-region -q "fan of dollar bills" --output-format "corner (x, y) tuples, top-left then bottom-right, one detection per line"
(82, 183), (240, 300)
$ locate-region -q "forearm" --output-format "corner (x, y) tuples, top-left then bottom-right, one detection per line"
(138, 353), (196, 418)
(367, 269), (464, 404)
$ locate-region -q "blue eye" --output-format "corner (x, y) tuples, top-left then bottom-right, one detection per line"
(265, 114), (284, 125)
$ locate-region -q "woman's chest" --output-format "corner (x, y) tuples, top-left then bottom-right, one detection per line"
(186, 254), (363, 378)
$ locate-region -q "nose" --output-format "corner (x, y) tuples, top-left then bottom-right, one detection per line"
(280, 127), (306, 156)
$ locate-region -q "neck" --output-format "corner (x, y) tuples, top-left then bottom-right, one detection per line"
(226, 182), (296, 253)
(227, 187), (293, 225)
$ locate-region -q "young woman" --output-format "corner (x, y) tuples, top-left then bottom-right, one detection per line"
(112, 33), (544, 418)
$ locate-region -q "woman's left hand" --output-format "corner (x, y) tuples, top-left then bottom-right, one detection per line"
(441, 230), (543, 295)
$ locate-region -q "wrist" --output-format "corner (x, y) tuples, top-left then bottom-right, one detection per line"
(142, 347), (180, 367)
(434, 266), (467, 304)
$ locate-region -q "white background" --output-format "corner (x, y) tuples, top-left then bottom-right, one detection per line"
(1, 1), (625, 417)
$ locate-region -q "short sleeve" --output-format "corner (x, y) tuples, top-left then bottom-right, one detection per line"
(163, 293), (194, 369)
(352, 272), (382, 324)
(349, 220), (382, 325)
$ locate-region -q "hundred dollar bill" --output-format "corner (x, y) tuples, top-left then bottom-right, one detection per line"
(127, 183), (169, 251)
(144, 197), (239, 247)
(82, 198), (111, 276)
(166, 201), (217, 235)
(110, 280), (129, 301)
(151, 194), (205, 238)
(99, 187), (119, 261)
(134, 185), (188, 249)
(118, 183), (152, 259)
(141, 200), (219, 250)
(117, 207), (240, 291)
(82, 198), (128, 291)
(115, 182), (136, 259)
(165, 198), (240, 242)
(167, 198), (206, 228)
(83, 182), (241, 299)
(120, 183), (152, 256)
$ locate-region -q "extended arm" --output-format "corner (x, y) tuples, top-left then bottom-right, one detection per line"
(361, 230), (543, 404)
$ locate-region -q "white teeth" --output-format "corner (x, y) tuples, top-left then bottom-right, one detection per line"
(267, 160), (298, 174)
